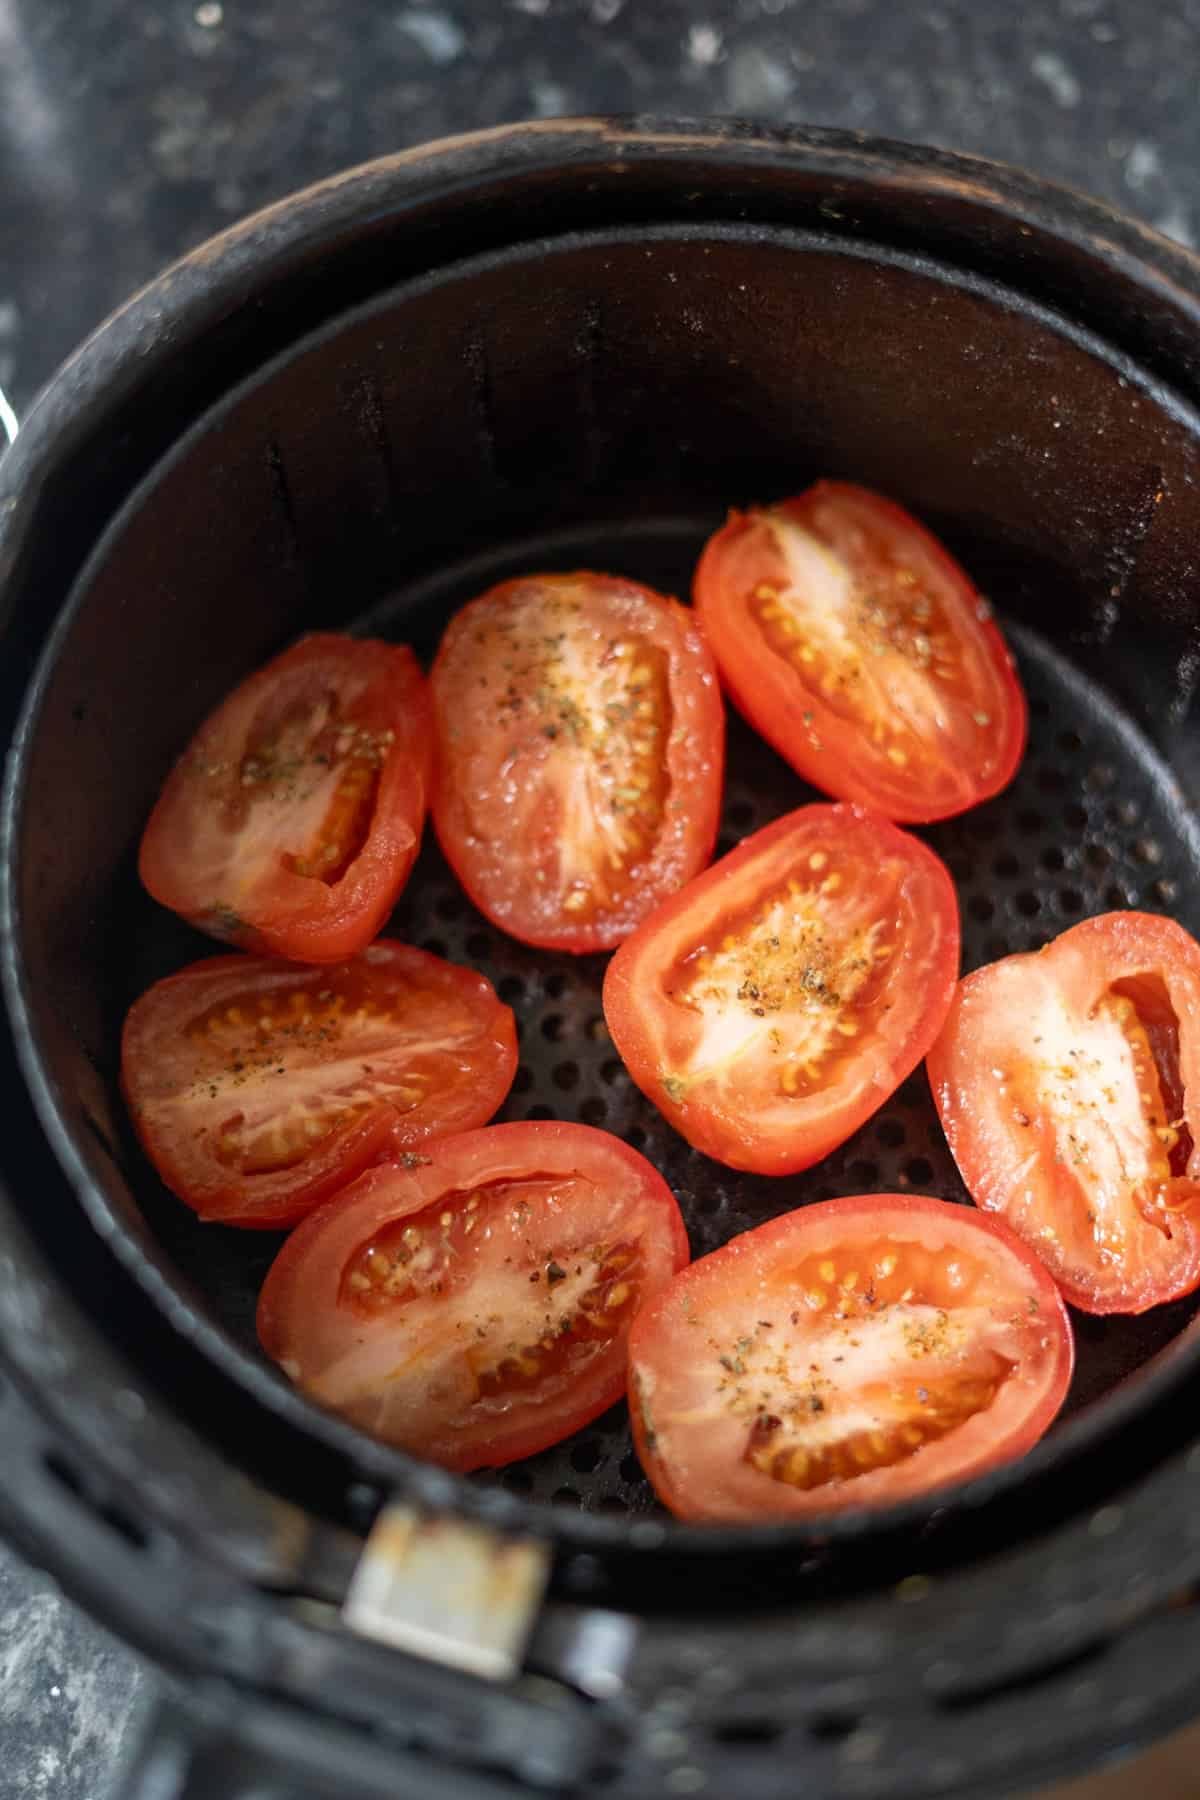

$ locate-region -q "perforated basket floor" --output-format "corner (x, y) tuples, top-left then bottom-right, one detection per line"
(121, 518), (1200, 1522)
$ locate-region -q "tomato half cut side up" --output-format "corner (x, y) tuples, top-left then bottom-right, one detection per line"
(430, 571), (725, 952)
(928, 911), (1200, 1314)
(603, 804), (960, 1174)
(257, 1122), (690, 1469)
(122, 942), (517, 1229)
(628, 1193), (1073, 1522)
(140, 633), (433, 962)
(694, 481), (1027, 823)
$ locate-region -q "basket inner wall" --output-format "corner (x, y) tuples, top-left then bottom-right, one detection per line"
(14, 226), (1200, 1522)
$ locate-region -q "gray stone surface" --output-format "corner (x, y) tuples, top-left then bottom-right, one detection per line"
(0, 1), (1198, 1795)
(0, 1549), (144, 1798)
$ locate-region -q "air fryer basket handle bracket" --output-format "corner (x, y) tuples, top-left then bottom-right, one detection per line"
(114, 1681), (580, 1800)
(341, 1504), (551, 1680)
(109, 1509), (630, 1800)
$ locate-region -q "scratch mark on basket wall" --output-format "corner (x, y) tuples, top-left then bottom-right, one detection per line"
(572, 297), (606, 485)
(264, 438), (306, 586)
(1171, 627), (1200, 725)
(1090, 463), (1164, 647)
(349, 369), (402, 530)
(464, 329), (503, 486)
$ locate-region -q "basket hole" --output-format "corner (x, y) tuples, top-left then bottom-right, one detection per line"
(553, 1061), (580, 1091)
(1058, 729), (1084, 754)
(1085, 842), (1111, 869)
(1108, 798), (1139, 827)
(967, 813), (1001, 842)
(580, 1096), (608, 1126)
(420, 937), (448, 959)
(807, 1712), (860, 1744)
(905, 1157), (934, 1186)
(1105, 882), (1133, 909)
(99, 1502), (151, 1554)
(346, 1482), (383, 1530)
(498, 976), (525, 1005)
(1058, 888), (1084, 916)
(1133, 837), (1163, 865)
(1039, 846), (1064, 874)
(1036, 766), (1066, 794)
(728, 800), (755, 829)
(43, 1448), (85, 1501)
(967, 895), (994, 923)
(466, 931), (491, 961)
(512, 1065), (534, 1095)
(502, 1467), (534, 1494)
(1153, 878), (1179, 904)
(716, 834), (737, 859)
(541, 1014), (564, 1042)
(43, 1453), (150, 1553)
(713, 1718), (786, 1747)
(992, 853), (1019, 880)
(601, 1059), (628, 1087)
(435, 891), (465, 922)
(619, 1454), (643, 1485)
(1015, 809), (1044, 836)
(627, 1126), (647, 1149)
(544, 972), (569, 999)
(526, 1104), (555, 1121)
(571, 1437), (605, 1474)
(847, 1158), (878, 1186)
(1063, 803), (1088, 830)
(876, 1117), (905, 1149)
(1015, 890), (1041, 918)
(552, 1486), (583, 1507)
(587, 1015), (610, 1042)
(1087, 762), (1116, 790)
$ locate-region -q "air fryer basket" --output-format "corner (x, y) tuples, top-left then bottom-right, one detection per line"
(5, 121), (1200, 1800)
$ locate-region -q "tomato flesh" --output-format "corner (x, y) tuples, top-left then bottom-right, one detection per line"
(628, 1194), (1073, 1521)
(928, 911), (1200, 1314)
(122, 941), (517, 1228)
(694, 481), (1027, 822)
(603, 804), (960, 1173)
(431, 572), (724, 951)
(257, 1123), (690, 1469)
(140, 633), (433, 962)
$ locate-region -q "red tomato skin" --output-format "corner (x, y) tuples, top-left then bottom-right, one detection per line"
(121, 943), (517, 1230)
(694, 482), (1027, 823)
(430, 572), (725, 953)
(139, 634), (433, 964)
(628, 1193), (1074, 1522)
(257, 1122), (691, 1470)
(928, 911), (1200, 1315)
(603, 804), (960, 1175)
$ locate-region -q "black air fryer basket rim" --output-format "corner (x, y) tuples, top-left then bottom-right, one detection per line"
(10, 208), (1200, 1560)
(5, 116), (1200, 1566)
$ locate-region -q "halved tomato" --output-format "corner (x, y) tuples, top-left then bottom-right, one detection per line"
(694, 481), (1027, 822)
(257, 1122), (690, 1468)
(628, 1193), (1073, 1521)
(602, 804), (959, 1174)
(928, 911), (1200, 1314)
(122, 942), (517, 1228)
(430, 571), (724, 952)
(140, 633), (433, 962)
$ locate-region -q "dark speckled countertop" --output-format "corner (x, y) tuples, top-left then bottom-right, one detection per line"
(1, 3), (1199, 1796)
